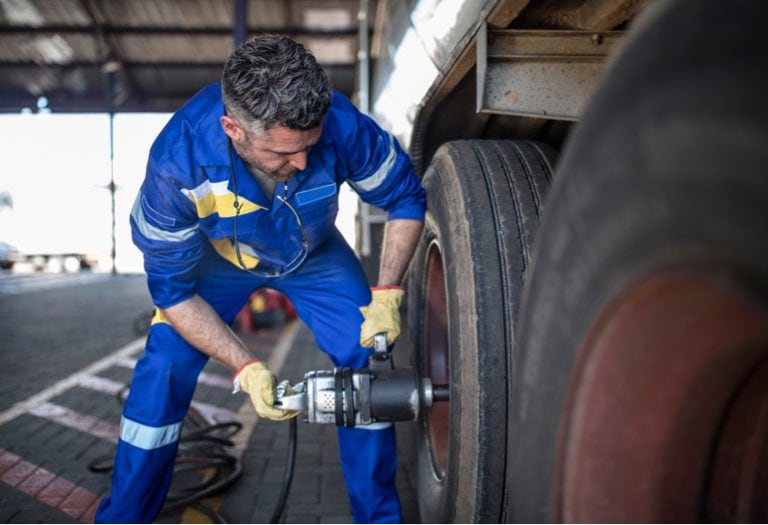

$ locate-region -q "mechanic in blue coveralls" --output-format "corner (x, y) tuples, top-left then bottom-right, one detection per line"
(95, 34), (425, 524)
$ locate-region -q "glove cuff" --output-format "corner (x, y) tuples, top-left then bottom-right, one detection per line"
(233, 359), (263, 381)
(232, 359), (263, 394)
(372, 285), (404, 291)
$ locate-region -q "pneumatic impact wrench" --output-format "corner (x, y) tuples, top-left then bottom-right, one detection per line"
(274, 333), (449, 426)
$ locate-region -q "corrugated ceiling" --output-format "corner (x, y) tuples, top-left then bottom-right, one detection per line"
(0, 0), (371, 113)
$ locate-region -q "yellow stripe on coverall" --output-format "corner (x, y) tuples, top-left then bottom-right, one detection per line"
(181, 179), (263, 219)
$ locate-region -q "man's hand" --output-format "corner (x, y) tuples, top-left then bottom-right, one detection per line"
(359, 286), (405, 347)
(234, 360), (299, 421)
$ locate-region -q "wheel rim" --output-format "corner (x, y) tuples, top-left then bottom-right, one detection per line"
(557, 270), (768, 522)
(424, 239), (450, 478)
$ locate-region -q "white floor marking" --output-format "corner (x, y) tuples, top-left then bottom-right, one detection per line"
(0, 337), (146, 426)
(28, 401), (119, 442)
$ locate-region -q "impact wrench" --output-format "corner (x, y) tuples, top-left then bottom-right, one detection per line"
(274, 333), (449, 426)
(265, 333), (448, 522)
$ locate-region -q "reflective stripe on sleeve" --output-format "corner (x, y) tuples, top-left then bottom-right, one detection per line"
(119, 416), (182, 450)
(131, 194), (199, 242)
(348, 135), (397, 193)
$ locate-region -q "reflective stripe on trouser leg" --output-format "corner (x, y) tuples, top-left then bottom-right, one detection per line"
(95, 323), (209, 523)
(94, 436), (179, 523)
(273, 230), (402, 523)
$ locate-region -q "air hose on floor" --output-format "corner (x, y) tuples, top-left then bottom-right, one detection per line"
(270, 416), (298, 524)
(87, 386), (300, 524)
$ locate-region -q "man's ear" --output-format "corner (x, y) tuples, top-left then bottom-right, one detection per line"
(220, 115), (242, 142)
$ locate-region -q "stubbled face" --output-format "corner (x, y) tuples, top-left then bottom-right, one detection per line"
(230, 123), (323, 182)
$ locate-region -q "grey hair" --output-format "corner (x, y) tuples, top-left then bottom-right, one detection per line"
(222, 34), (332, 132)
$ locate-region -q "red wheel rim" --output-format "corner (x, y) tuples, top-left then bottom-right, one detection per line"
(424, 240), (450, 478)
(556, 270), (768, 522)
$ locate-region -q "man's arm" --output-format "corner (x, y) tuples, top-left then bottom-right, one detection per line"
(162, 295), (298, 420)
(377, 218), (423, 286)
(161, 295), (253, 371)
(359, 218), (423, 347)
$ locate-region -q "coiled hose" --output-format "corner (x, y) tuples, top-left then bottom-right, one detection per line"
(88, 384), (299, 523)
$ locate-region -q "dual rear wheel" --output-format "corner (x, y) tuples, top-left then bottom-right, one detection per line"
(407, 0), (768, 521)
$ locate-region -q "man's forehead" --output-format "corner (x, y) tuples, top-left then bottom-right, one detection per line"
(256, 125), (323, 151)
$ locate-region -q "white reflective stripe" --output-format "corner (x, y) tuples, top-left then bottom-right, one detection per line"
(131, 194), (198, 242)
(120, 416), (182, 450)
(180, 179), (231, 200)
(235, 241), (258, 257)
(349, 135), (397, 192)
(359, 422), (393, 430)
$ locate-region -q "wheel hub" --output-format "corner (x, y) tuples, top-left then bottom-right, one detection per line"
(557, 270), (768, 522)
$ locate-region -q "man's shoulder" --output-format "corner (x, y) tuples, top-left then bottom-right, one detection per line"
(175, 83), (224, 124)
(323, 91), (381, 143)
(325, 90), (364, 126)
(150, 83), (227, 172)
(329, 90), (355, 111)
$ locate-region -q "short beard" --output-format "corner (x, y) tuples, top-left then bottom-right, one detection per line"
(233, 134), (297, 182)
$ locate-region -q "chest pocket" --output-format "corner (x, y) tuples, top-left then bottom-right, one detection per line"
(295, 183), (338, 225)
(296, 183), (337, 206)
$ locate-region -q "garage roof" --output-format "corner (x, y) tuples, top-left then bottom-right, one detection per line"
(0, 0), (369, 113)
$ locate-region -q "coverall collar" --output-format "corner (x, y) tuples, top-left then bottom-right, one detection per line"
(195, 99), (334, 209)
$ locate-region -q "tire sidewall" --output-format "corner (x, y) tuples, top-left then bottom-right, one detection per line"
(409, 149), (488, 523)
(506, 0), (768, 520)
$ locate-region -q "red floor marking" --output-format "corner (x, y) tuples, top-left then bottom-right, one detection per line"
(0, 448), (99, 523)
(37, 477), (77, 507)
(59, 485), (100, 522)
(17, 467), (56, 495)
(2, 459), (37, 485)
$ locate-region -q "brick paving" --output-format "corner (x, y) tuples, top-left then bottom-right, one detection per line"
(0, 316), (421, 524)
(0, 449), (99, 522)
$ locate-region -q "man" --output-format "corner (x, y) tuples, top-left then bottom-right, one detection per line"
(95, 35), (425, 523)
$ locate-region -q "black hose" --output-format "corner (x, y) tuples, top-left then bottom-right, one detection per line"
(161, 418), (244, 518)
(87, 399), (244, 523)
(161, 455), (243, 512)
(269, 416), (298, 524)
(89, 379), (300, 524)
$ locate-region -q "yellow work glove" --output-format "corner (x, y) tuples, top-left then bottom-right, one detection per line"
(233, 360), (299, 421)
(359, 286), (405, 347)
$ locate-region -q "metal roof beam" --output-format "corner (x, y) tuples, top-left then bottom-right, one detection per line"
(0, 60), (355, 68)
(0, 25), (359, 37)
(77, 0), (136, 107)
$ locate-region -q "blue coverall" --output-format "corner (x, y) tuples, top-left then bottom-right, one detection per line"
(95, 83), (426, 523)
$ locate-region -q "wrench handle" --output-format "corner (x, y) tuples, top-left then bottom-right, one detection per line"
(373, 332), (388, 356)
(370, 332), (392, 371)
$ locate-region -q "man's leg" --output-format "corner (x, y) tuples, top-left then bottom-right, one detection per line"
(94, 322), (209, 523)
(275, 230), (403, 523)
(335, 426), (402, 523)
(96, 257), (261, 523)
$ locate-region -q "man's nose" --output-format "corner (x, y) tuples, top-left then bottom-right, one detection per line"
(288, 151), (308, 171)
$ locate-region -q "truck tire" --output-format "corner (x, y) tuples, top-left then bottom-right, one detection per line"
(505, 0), (768, 522)
(406, 139), (555, 522)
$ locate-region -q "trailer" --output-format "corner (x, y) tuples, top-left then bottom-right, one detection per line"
(367, 0), (768, 522)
